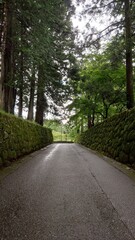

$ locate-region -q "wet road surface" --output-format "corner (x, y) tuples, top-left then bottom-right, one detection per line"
(0, 143), (135, 240)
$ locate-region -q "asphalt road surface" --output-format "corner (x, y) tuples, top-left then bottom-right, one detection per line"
(0, 143), (135, 240)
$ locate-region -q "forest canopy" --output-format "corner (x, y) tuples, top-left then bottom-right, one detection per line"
(0, 0), (134, 131)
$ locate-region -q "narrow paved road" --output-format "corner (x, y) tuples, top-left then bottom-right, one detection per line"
(0, 143), (135, 240)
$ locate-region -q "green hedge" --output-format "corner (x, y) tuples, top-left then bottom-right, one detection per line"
(76, 108), (135, 167)
(0, 111), (53, 167)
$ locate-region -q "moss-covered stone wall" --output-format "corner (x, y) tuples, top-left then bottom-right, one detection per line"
(76, 108), (135, 167)
(0, 111), (53, 167)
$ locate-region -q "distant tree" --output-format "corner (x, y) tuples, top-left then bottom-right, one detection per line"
(44, 119), (61, 131)
(68, 42), (127, 129)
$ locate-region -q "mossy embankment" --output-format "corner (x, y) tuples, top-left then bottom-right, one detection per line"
(0, 111), (53, 167)
(76, 108), (135, 168)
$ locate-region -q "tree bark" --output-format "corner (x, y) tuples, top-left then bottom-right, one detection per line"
(18, 54), (23, 117)
(9, 35), (17, 114)
(88, 114), (92, 129)
(0, 3), (4, 108)
(3, 0), (13, 113)
(0, 3), (4, 47)
(125, 0), (134, 109)
(0, 0), (15, 113)
(35, 65), (47, 126)
(91, 109), (95, 126)
(105, 106), (108, 119)
(18, 24), (24, 117)
(0, 1), (9, 110)
(35, 92), (45, 126)
(80, 117), (84, 133)
(9, 87), (16, 114)
(27, 69), (36, 121)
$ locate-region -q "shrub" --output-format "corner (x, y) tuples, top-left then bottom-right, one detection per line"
(0, 111), (53, 166)
(76, 108), (135, 167)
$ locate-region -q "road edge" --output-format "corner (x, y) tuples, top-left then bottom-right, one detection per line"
(76, 143), (135, 183)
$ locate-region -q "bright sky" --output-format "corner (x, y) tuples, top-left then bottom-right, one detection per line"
(71, 0), (113, 48)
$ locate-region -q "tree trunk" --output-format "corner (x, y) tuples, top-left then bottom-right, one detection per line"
(18, 24), (24, 117)
(88, 114), (92, 129)
(0, 3), (4, 47)
(9, 35), (17, 114)
(105, 106), (108, 119)
(80, 117), (84, 133)
(91, 109), (95, 126)
(27, 69), (36, 121)
(0, 1), (11, 111)
(0, 0), (15, 113)
(3, 1), (13, 113)
(9, 87), (16, 114)
(35, 91), (45, 126)
(0, 3), (4, 94)
(18, 53), (23, 117)
(0, 3), (4, 108)
(35, 65), (47, 126)
(125, 0), (134, 109)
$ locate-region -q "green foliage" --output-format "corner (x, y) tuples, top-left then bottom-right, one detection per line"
(0, 111), (53, 166)
(68, 42), (127, 132)
(44, 119), (74, 142)
(76, 107), (135, 167)
(52, 131), (69, 142)
(44, 119), (61, 132)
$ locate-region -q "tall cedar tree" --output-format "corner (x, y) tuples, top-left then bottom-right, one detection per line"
(0, 0), (75, 125)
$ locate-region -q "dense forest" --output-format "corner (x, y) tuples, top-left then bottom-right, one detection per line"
(0, 0), (135, 132)
(0, 0), (75, 125)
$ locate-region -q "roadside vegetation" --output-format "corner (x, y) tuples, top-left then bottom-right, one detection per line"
(76, 107), (135, 169)
(0, 111), (53, 167)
